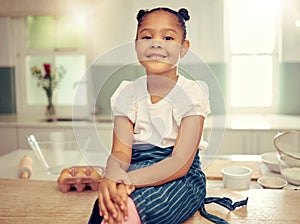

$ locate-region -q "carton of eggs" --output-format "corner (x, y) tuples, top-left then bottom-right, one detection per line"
(57, 166), (104, 192)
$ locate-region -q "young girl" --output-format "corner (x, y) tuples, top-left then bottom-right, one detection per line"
(89, 7), (247, 224)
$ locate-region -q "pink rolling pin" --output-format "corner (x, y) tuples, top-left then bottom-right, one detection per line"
(18, 155), (33, 179)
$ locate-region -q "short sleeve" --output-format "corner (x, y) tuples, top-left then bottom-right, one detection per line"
(171, 80), (211, 125)
(186, 80), (211, 117)
(110, 81), (136, 122)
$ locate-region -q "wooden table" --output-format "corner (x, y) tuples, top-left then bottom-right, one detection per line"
(1, 179), (299, 224)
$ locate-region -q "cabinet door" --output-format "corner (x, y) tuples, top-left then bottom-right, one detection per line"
(204, 129), (251, 155)
(97, 125), (113, 151)
(252, 130), (278, 154)
(218, 130), (250, 155)
(0, 127), (17, 155)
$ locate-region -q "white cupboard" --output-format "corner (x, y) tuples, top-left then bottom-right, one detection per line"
(0, 126), (17, 156)
(0, 114), (299, 156)
(215, 130), (279, 155)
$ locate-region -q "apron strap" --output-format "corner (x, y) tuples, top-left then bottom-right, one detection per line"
(199, 197), (248, 223)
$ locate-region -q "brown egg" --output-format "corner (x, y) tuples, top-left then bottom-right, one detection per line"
(76, 167), (86, 173)
(60, 168), (72, 175)
(57, 172), (72, 183)
(90, 169), (103, 181)
(92, 167), (103, 176)
(75, 167), (87, 177)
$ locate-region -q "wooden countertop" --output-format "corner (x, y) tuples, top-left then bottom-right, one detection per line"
(0, 179), (96, 223)
(0, 178), (299, 224)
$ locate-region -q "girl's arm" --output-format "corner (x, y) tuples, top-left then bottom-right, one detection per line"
(97, 116), (134, 223)
(128, 115), (204, 188)
(104, 116), (133, 181)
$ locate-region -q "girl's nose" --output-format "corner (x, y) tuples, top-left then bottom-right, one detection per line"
(150, 40), (162, 49)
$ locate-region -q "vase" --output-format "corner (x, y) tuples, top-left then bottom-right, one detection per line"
(45, 90), (56, 116)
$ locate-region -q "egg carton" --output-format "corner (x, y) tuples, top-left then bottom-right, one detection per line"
(57, 166), (104, 193)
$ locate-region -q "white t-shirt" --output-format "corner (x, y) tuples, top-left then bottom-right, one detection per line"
(111, 75), (211, 148)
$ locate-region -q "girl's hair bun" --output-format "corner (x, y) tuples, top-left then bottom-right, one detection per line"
(178, 8), (190, 21)
(137, 9), (148, 22)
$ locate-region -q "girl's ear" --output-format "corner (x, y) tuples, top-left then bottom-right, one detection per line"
(180, 40), (190, 58)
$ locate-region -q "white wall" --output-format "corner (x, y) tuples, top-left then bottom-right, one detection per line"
(5, 0), (300, 64)
(1, 0), (300, 64)
(88, 0), (135, 60)
(281, 0), (300, 62)
(89, 0), (224, 63)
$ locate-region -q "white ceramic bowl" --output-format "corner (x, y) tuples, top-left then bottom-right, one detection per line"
(257, 177), (288, 189)
(281, 167), (300, 185)
(221, 166), (252, 190)
(260, 152), (280, 173)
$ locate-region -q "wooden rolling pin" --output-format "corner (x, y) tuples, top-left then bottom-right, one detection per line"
(18, 155), (33, 179)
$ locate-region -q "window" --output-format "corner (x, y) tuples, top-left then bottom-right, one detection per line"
(15, 15), (88, 115)
(26, 16), (87, 50)
(226, 0), (281, 112)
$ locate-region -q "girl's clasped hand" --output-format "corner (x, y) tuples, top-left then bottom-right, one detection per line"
(98, 179), (135, 224)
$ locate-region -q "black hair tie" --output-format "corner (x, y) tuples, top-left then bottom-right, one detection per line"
(137, 9), (148, 22)
(178, 8), (190, 21)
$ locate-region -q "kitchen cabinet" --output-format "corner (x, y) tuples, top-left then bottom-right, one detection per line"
(10, 126), (292, 156)
(213, 130), (279, 155)
(252, 130), (279, 154)
(217, 130), (251, 155)
(1, 114), (299, 156)
(0, 126), (17, 155)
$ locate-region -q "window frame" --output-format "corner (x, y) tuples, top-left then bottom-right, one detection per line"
(224, 0), (281, 114)
(12, 16), (91, 117)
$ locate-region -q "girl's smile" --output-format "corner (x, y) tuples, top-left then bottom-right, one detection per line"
(146, 52), (167, 61)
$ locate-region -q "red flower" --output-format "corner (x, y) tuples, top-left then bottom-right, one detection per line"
(43, 64), (51, 78)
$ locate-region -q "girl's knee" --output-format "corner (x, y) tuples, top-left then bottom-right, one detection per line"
(122, 198), (141, 224)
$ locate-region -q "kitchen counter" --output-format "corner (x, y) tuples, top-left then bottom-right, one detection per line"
(0, 178), (299, 224)
(0, 114), (113, 128)
(0, 178), (96, 223)
(0, 113), (300, 130)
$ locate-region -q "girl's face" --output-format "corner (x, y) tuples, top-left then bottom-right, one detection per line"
(135, 11), (190, 76)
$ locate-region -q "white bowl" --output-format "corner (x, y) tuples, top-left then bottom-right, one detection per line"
(261, 152), (280, 173)
(257, 177), (287, 189)
(281, 167), (300, 185)
(274, 131), (300, 185)
(221, 166), (252, 190)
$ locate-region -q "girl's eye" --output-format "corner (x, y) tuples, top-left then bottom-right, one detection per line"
(164, 36), (174, 41)
(142, 36), (152, 40)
